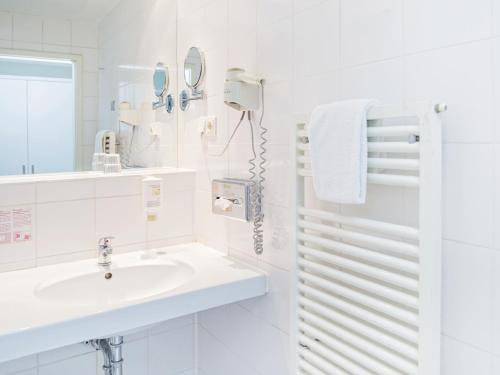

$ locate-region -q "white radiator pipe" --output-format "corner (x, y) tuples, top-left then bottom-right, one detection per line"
(298, 207), (419, 240)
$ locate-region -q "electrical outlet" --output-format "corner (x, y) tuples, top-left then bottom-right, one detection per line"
(150, 122), (162, 137)
(203, 116), (217, 139)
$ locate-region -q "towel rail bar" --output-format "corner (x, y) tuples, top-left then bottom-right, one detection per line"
(294, 102), (443, 374)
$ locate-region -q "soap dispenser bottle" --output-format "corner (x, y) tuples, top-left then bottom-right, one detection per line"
(142, 176), (163, 221)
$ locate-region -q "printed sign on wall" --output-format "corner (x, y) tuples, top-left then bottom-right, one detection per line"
(0, 208), (33, 245)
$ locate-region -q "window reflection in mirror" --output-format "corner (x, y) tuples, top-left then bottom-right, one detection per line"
(0, 54), (78, 176)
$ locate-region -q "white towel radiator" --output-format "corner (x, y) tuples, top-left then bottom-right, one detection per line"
(294, 103), (445, 375)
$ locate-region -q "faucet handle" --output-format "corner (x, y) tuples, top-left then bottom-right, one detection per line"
(98, 236), (115, 250)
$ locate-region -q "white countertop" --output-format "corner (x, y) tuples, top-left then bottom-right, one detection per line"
(0, 167), (195, 185)
(0, 243), (267, 363)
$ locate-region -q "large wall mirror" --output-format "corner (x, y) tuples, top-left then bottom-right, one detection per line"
(0, 51), (80, 175)
(0, 0), (178, 177)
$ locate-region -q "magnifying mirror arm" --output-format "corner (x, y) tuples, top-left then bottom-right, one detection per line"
(152, 97), (166, 110)
(179, 88), (205, 111)
(152, 94), (175, 113)
(187, 89), (204, 102)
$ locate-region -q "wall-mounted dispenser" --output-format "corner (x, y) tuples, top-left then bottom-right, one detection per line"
(152, 62), (174, 113)
(212, 179), (254, 222)
(180, 47), (205, 111)
(142, 176), (163, 221)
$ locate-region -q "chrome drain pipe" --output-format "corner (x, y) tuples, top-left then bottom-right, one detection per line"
(109, 336), (123, 375)
(87, 336), (124, 375)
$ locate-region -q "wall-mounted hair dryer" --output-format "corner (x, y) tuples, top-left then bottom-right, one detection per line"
(224, 68), (262, 111)
(213, 68), (267, 255)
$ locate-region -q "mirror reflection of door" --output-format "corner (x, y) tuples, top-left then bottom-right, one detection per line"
(0, 55), (76, 176)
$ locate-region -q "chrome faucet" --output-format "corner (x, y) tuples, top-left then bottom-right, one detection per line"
(98, 237), (114, 266)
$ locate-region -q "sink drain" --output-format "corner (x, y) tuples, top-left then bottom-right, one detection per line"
(104, 272), (113, 280)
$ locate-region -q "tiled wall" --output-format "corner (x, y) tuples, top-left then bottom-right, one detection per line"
(177, 1), (292, 374)
(0, 315), (196, 375)
(98, 0), (178, 169)
(0, 170), (194, 271)
(0, 11), (99, 169)
(0, 170), (195, 375)
(179, 0), (500, 374)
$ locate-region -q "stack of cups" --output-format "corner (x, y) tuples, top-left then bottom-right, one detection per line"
(104, 154), (122, 173)
(92, 153), (106, 171)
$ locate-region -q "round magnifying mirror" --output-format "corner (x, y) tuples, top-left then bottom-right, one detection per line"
(153, 63), (169, 97)
(184, 47), (204, 89)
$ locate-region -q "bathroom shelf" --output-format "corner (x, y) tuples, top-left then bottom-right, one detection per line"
(0, 243), (267, 363)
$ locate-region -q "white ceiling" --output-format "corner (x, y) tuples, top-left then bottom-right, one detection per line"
(0, 0), (122, 21)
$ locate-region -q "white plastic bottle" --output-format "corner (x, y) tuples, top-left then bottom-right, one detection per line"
(142, 176), (163, 221)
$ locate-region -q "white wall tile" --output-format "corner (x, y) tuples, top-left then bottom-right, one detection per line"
(340, 57), (404, 105)
(83, 72), (98, 97)
(441, 335), (494, 375)
(227, 0), (257, 72)
(491, 37), (500, 142)
(96, 195), (146, 246)
(12, 14), (42, 43)
(0, 355), (36, 375)
(12, 41), (42, 51)
(83, 97), (98, 121)
(95, 176), (142, 198)
(293, 70), (340, 115)
(37, 200), (95, 257)
(199, 304), (289, 375)
(239, 261), (290, 333)
(404, 0), (491, 52)
(121, 338), (148, 374)
(262, 82), (293, 146)
(257, 0), (292, 27)
(72, 47), (99, 72)
(443, 144), (493, 247)
(404, 41), (494, 143)
(294, 0), (340, 77)
(83, 121), (98, 146)
(71, 21), (98, 48)
(0, 183), (36, 206)
(149, 324), (195, 375)
(0, 12), (12, 41)
(1, 370), (36, 375)
(494, 0), (500, 36)
(341, 0), (402, 66)
(42, 18), (71, 46)
(257, 19), (293, 84)
(38, 343), (94, 366)
(36, 180), (94, 203)
(148, 190), (193, 241)
(38, 352), (96, 375)
(0, 39), (12, 48)
(442, 240), (495, 352)
(198, 327), (259, 375)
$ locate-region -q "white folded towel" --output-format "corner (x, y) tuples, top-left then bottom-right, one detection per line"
(308, 99), (376, 204)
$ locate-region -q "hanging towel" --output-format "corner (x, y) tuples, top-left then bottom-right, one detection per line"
(308, 99), (376, 204)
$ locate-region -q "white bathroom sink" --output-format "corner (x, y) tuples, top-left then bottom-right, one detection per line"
(34, 262), (194, 306)
(0, 243), (267, 363)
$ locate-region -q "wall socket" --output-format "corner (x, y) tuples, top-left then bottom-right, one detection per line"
(201, 116), (217, 139)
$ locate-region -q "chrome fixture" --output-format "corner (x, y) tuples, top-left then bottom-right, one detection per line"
(152, 62), (174, 113)
(98, 236), (114, 266)
(180, 47), (205, 111)
(87, 336), (123, 375)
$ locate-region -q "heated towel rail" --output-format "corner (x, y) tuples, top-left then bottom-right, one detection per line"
(294, 103), (444, 375)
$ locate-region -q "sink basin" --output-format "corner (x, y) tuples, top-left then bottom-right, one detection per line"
(34, 261), (194, 306)
(0, 243), (267, 363)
